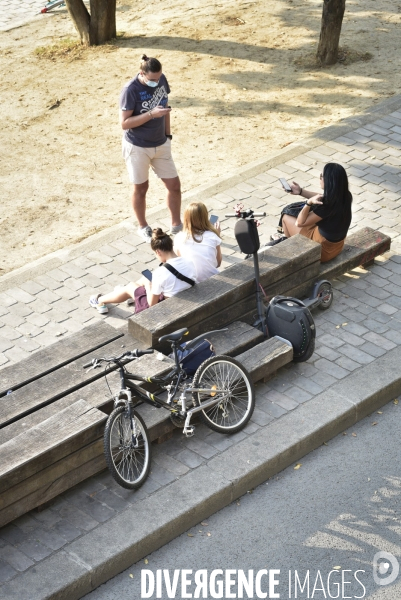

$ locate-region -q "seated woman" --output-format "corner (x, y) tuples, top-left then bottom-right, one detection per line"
(281, 162), (352, 262)
(173, 202), (222, 282)
(89, 228), (197, 314)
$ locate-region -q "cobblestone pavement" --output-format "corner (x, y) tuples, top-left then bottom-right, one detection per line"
(0, 0), (59, 32)
(1, 103), (401, 588)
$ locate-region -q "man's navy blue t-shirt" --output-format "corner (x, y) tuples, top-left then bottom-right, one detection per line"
(119, 74), (170, 148)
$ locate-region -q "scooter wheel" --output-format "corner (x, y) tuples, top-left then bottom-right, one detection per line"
(317, 282), (333, 310)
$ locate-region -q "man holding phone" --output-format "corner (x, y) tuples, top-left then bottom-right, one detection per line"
(120, 54), (182, 243)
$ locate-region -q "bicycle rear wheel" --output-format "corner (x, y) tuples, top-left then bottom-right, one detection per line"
(192, 355), (255, 434)
(104, 406), (151, 490)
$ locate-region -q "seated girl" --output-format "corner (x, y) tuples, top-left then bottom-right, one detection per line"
(173, 202), (222, 282)
(89, 228), (197, 314)
(280, 162), (353, 263)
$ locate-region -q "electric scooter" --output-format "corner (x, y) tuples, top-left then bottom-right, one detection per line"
(225, 206), (333, 362)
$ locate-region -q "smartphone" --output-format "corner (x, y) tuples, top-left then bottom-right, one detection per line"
(210, 215), (219, 225)
(141, 269), (152, 281)
(279, 178), (292, 193)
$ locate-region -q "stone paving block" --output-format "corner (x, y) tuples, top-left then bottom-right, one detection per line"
(358, 341), (387, 358)
(17, 539), (52, 562)
(152, 453), (190, 476)
(169, 448), (203, 470)
(28, 297), (52, 314)
(59, 263), (87, 279)
(335, 356), (361, 372)
(0, 545), (33, 572)
(0, 559), (17, 583)
(184, 437), (219, 459)
(71, 256), (96, 270)
(4, 345), (31, 363)
(47, 268), (70, 283)
(92, 489), (131, 512)
(314, 345), (342, 361)
(80, 273), (104, 288)
(99, 244), (122, 258)
(114, 253), (140, 267)
(34, 274), (63, 291)
(363, 331), (397, 351)
(265, 389), (298, 410)
(87, 250), (113, 264)
(54, 520), (82, 543)
(52, 286), (79, 301)
(0, 325), (22, 341)
(337, 343), (376, 365)
(257, 398), (287, 418)
(110, 239), (137, 254)
(5, 287), (36, 304)
(8, 303), (33, 319)
(250, 407), (275, 426)
(33, 528), (67, 551)
(313, 358), (349, 379)
(35, 288), (61, 305)
(285, 386), (312, 404)
(86, 264), (112, 279)
(0, 312), (25, 328)
(377, 303), (398, 315)
(19, 280), (45, 295)
(33, 510), (62, 529)
(14, 336), (41, 353)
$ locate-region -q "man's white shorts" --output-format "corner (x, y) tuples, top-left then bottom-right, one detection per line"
(122, 137), (178, 184)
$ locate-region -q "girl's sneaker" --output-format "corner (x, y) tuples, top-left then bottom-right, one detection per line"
(89, 294), (108, 314)
(270, 232), (287, 241)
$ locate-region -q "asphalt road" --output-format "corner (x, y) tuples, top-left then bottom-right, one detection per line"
(84, 398), (401, 600)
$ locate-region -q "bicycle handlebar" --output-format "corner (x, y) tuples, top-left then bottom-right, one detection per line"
(82, 348), (154, 369)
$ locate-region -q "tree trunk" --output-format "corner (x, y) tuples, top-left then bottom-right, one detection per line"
(65, 0), (90, 45)
(65, 0), (116, 46)
(90, 0), (117, 45)
(316, 0), (346, 66)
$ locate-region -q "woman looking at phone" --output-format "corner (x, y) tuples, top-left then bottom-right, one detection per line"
(89, 229), (196, 314)
(281, 162), (352, 262)
(174, 202), (222, 282)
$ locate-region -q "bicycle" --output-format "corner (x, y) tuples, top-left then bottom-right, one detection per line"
(83, 328), (255, 490)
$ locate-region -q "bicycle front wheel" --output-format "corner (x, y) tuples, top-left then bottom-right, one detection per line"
(192, 355), (255, 434)
(104, 406), (151, 490)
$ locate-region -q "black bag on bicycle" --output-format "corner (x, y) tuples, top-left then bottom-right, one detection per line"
(277, 201), (305, 232)
(170, 339), (215, 375)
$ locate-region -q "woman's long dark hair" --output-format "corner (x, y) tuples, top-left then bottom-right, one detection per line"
(322, 163), (352, 227)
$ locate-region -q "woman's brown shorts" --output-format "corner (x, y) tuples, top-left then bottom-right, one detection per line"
(299, 224), (345, 262)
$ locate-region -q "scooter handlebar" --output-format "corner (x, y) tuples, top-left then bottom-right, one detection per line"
(225, 212), (266, 218)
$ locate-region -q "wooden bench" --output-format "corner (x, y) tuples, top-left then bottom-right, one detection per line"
(0, 319), (284, 527)
(0, 226), (390, 527)
(129, 234), (322, 347)
(129, 227), (391, 348)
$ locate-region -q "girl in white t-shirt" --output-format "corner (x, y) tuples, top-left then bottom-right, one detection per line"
(174, 202), (222, 282)
(89, 229), (196, 314)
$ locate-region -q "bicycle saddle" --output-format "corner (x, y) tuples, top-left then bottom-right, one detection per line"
(158, 328), (189, 344)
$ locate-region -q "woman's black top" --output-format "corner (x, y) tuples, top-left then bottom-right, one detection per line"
(312, 194), (352, 243)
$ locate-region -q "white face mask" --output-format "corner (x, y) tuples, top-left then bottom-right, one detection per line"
(145, 80), (158, 88)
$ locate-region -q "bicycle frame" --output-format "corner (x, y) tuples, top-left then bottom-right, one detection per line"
(113, 360), (230, 437)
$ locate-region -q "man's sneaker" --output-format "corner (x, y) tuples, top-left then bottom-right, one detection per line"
(169, 223), (183, 235)
(137, 226), (152, 243)
(89, 294), (108, 314)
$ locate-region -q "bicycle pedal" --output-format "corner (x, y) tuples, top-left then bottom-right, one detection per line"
(183, 426), (195, 437)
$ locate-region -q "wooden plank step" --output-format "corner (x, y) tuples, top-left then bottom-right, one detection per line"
(137, 333), (293, 442)
(0, 331), (152, 430)
(288, 227), (391, 300)
(0, 444), (106, 528)
(129, 235), (321, 347)
(0, 399), (106, 494)
(0, 322), (124, 397)
(237, 336), (293, 382)
(0, 350), (175, 443)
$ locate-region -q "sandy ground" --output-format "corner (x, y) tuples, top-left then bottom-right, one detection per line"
(0, 0), (400, 274)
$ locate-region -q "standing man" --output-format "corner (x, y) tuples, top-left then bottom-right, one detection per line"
(120, 54), (182, 243)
